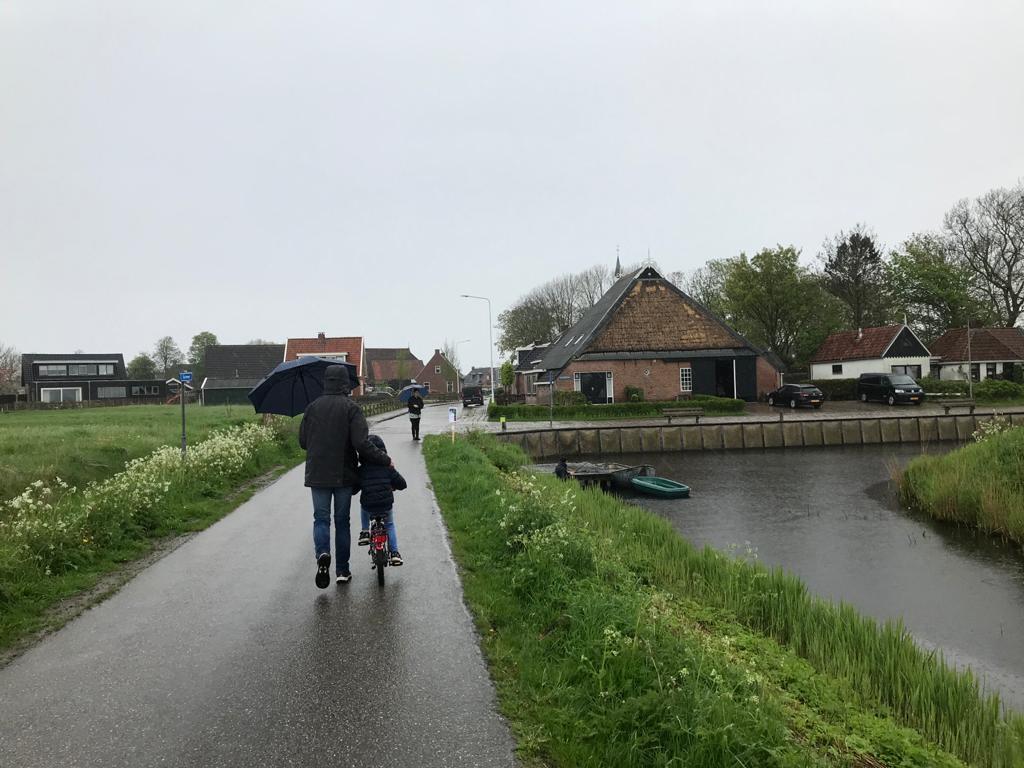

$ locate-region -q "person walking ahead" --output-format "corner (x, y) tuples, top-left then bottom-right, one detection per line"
(299, 365), (390, 588)
(407, 388), (424, 441)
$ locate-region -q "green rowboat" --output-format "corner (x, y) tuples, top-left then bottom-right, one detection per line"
(630, 476), (690, 499)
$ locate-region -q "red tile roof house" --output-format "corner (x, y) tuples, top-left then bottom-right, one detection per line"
(284, 333), (365, 396)
(929, 327), (1024, 383)
(415, 349), (462, 395)
(363, 348), (424, 391)
(531, 267), (782, 404)
(809, 325), (932, 381)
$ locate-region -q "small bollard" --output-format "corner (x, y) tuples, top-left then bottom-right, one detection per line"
(500, 416), (507, 431)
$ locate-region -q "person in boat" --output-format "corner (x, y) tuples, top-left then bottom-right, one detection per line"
(554, 457), (569, 480)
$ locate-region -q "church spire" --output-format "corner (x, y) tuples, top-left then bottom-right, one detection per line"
(614, 245), (622, 278)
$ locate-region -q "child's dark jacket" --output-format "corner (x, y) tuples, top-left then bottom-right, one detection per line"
(359, 463), (407, 512)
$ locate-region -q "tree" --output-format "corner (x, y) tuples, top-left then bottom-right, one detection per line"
(441, 339), (463, 380)
(126, 354), (158, 380)
(0, 342), (19, 395)
(722, 246), (844, 367)
(944, 183), (1024, 327)
(887, 233), (993, 343)
(820, 225), (891, 328)
(247, 338), (277, 345)
(681, 260), (730, 319)
(187, 331), (218, 380)
(499, 360), (514, 391)
(152, 337), (184, 378)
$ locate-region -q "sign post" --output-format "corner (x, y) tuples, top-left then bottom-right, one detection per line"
(179, 371), (193, 457)
(448, 406), (457, 443)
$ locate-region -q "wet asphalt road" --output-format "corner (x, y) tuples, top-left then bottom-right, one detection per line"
(0, 404), (517, 768)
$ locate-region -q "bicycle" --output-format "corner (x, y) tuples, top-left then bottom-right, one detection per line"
(368, 513), (390, 586)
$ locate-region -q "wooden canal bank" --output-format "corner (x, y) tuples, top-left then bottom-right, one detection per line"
(494, 411), (1024, 458)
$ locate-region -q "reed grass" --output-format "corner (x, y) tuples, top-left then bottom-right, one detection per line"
(426, 432), (1024, 767)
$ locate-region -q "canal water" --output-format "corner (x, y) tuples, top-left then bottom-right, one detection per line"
(607, 444), (1024, 713)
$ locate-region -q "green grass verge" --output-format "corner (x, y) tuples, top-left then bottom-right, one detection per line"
(0, 420), (303, 652)
(0, 403), (268, 502)
(424, 432), (1023, 767)
(899, 426), (1024, 545)
(489, 396), (745, 422)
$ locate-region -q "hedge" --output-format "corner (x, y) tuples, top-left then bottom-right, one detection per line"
(488, 396), (746, 421)
(809, 379), (858, 400)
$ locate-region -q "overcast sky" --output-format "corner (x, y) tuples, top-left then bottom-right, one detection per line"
(2, 1), (1023, 372)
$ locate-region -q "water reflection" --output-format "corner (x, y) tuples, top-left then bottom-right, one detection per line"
(605, 444), (1024, 713)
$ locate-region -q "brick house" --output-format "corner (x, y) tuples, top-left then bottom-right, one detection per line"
(809, 325), (932, 381)
(20, 353), (166, 404)
(415, 349), (461, 395)
(284, 333), (365, 395)
(532, 267), (781, 404)
(929, 327), (1024, 382)
(363, 348), (424, 391)
(463, 366), (492, 388)
(512, 343), (550, 400)
(200, 344), (285, 405)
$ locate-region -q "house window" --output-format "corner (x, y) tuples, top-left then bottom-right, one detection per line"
(446, 380), (454, 393)
(526, 373), (538, 395)
(930, 364), (941, 378)
(97, 386), (127, 399)
(37, 364), (67, 377)
(68, 364), (98, 376)
(40, 387), (81, 403)
(986, 363), (997, 379)
(573, 372), (581, 391)
(891, 365), (922, 379)
(832, 364), (843, 375)
(435, 365), (442, 374)
(98, 364), (115, 376)
(131, 386), (145, 396)
(970, 363), (980, 382)
(679, 367), (693, 392)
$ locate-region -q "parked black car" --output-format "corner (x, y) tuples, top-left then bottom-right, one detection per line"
(856, 373), (925, 405)
(766, 384), (824, 409)
(462, 385), (484, 407)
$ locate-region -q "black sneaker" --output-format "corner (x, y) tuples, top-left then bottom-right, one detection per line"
(357, 530), (370, 546)
(336, 569), (352, 584)
(389, 551), (404, 566)
(315, 553), (331, 589)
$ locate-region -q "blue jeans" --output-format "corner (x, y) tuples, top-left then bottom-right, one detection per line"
(361, 506), (398, 552)
(311, 487), (353, 574)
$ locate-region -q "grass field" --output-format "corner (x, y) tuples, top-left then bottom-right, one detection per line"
(0, 403), (274, 501)
(425, 432), (1023, 767)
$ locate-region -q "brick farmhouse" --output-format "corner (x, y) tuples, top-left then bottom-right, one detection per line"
(525, 267), (781, 404)
(364, 348), (424, 391)
(284, 333), (365, 395)
(415, 349), (461, 395)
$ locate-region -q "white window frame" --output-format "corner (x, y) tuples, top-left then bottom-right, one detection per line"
(446, 380), (454, 393)
(40, 387), (82, 403)
(435, 365), (442, 374)
(679, 367), (693, 393)
(37, 364), (68, 377)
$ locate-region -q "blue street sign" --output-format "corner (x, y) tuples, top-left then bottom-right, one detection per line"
(180, 371), (193, 383)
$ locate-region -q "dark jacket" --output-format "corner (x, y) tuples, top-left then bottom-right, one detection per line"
(408, 393), (424, 419)
(359, 435), (407, 512)
(299, 366), (389, 488)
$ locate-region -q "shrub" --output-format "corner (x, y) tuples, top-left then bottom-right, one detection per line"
(974, 378), (1024, 400)
(809, 378), (857, 400)
(489, 398), (746, 421)
(919, 377), (971, 395)
(623, 385), (645, 402)
(554, 390), (588, 406)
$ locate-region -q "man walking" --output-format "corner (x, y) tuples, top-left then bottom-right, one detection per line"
(407, 387), (424, 441)
(299, 365), (390, 587)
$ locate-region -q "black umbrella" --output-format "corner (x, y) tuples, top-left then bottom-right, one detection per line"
(397, 383), (428, 403)
(248, 358), (359, 417)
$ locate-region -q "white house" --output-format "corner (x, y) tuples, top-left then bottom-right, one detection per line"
(809, 325), (932, 380)
(929, 327), (1024, 382)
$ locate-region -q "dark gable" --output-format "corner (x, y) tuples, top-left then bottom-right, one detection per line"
(884, 327), (930, 358)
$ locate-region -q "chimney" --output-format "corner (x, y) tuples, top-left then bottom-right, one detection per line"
(317, 332), (326, 341)
(857, 328), (863, 342)
(435, 348), (440, 355)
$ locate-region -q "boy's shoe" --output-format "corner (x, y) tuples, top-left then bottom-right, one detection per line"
(315, 553), (331, 589)
(389, 551), (404, 566)
(336, 569), (352, 584)
(357, 530), (370, 546)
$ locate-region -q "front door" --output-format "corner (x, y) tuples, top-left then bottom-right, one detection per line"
(579, 372), (608, 404)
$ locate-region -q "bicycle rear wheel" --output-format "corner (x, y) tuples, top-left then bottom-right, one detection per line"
(374, 549), (387, 586)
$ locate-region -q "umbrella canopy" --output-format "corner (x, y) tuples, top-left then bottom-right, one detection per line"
(248, 358), (359, 416)
(397, 383), (428, 403)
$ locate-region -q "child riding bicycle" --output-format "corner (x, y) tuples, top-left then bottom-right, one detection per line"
(356, 434), (407, 566)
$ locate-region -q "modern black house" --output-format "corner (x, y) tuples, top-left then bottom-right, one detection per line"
(20, 353), (167, 404)
(201, 344), (285, 405)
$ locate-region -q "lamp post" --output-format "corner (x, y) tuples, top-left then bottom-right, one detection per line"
(460, 294), (496, 406)
(453, 338), (470, 394)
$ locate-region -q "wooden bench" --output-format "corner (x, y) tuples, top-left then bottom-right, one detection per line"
(663, 407), (704, 424)
(932, 398), (976, 415)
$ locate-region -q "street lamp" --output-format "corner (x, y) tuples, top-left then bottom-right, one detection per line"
(453, 338), (470, 394)
(460, 294), (496, 405)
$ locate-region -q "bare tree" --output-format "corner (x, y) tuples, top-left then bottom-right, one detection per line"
(575, 264), (612, 306)
(441, 339), (462, 379)
(680, 260), (730, 318)
(0, 342), (19, 394)
(944, 183), (1024, 327)
(152, 336), (184, 378)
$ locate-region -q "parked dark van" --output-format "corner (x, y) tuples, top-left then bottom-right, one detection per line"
(857, 373), (925, 405)
(462, 385), (484, 407)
